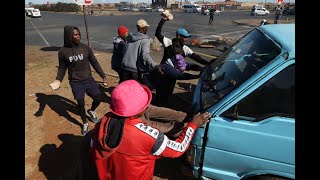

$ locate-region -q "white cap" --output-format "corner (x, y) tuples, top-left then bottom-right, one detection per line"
(137, 19), (149, 28)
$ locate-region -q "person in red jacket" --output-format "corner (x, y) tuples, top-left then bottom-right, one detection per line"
(89, 80), (211, 180)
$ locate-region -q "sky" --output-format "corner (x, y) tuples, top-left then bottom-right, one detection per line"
(25, 0), (295, 4)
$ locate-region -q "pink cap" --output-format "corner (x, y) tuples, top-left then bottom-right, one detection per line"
(110, 80), (152, 117)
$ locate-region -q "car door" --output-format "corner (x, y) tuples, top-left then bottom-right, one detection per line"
(200, 63), (295, 179)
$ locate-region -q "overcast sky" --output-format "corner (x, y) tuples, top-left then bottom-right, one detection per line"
(26, 0), (295, 4)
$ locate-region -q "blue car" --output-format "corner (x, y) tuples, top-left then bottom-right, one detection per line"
(186, 24), (295, 180)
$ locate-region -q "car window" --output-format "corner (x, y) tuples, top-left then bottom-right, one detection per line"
(200, 29), (281, 110)
(222, 65), (295, 121)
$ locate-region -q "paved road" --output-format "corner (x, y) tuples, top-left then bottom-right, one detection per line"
(25, 10), (274, 63)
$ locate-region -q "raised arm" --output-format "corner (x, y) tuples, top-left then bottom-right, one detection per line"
(155, 18), (167, 44)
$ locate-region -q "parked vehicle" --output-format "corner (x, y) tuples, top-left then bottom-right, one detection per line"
(30, 8), (41, 18)
(130, 7), (139, 12)
(183, 4), (201, 13)
(201, 4), (216, 14)
(251, 8), (270, 16)
(139, 5), (152, 12)
(118, 6), (130, 11)
(186, 24), (295, 180)
(25, 7), (34, 16)
(154, 7), (164, 12)
(203, 9), (222, 15)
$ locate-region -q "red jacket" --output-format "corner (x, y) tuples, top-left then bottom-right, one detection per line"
(90, 113), (197, 180)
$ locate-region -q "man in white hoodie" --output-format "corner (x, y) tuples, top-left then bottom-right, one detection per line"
(120, 19), (162, 83)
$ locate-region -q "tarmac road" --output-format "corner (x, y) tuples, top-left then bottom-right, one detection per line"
(25, 10), (257, 62)
(25, 9), (294, 65)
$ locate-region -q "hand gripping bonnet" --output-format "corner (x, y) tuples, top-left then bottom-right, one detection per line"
(110, 80), (152, 117)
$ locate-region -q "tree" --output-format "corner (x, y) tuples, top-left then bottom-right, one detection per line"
(29, 2), (33, 6)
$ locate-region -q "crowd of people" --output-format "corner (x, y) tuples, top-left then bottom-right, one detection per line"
(49, 10), (213, 179)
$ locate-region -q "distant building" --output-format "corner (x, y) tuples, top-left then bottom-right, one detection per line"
(152, 0), (176, 8)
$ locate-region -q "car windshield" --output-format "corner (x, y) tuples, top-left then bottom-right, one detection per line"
(200, 29), (281, 110)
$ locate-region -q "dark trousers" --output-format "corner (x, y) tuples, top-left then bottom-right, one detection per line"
(209, 16), (213, 24)
(119, 69), (139, 83)
(155, 81), (176, 107)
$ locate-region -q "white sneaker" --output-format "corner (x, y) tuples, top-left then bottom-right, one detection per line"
(87, 109), (98, 123)
(81, 123), (89, 136)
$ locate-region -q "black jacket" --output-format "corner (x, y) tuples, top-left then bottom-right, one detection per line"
(56, 25), (106, 82)
(155, 18), (209, 66)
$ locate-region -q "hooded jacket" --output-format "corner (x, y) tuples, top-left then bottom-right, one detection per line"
(56, 25), (106, 82)
(111, 36), (126, 71)
(121, 32), (156, 73)
(90, 113), (198, 180)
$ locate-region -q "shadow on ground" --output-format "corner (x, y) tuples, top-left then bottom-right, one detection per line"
(38, 134), (83, 180)
(34, 93), (83, 127)
(40, 46), (61, 51)
(154, 156), (195, 180)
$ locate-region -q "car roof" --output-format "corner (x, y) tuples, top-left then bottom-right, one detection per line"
(258, 24), (295, 59)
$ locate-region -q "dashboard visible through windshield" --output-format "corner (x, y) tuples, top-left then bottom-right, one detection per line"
(200, 29), (281, 110)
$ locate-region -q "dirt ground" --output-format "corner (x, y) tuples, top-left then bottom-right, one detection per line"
(25, 45), (198, 180)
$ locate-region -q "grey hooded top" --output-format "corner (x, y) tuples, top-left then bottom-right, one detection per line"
(121, 32), (157, 73)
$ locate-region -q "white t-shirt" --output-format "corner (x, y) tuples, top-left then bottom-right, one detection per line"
(162, 37), (194, 57)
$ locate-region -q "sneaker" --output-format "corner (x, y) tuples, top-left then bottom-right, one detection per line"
(81, 123), (89, 136)
(87, 109), (98, 123)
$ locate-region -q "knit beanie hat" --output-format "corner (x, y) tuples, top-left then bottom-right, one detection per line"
(118, 26), (128, 37)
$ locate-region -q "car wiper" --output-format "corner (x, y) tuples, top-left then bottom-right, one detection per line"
(253, 112), (294, 122)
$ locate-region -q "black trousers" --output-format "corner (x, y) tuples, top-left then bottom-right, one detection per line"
(119, 69), (139, 83)
(209, 16), (214, 24)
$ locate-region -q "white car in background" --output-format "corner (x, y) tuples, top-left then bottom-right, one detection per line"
(118, 6), (130, 11)
(139, 6), (152, 12)
(31, 9), (41, 18)
(130, 7), (139, 12)
(251, 8), (270, 16)
(203, 9), (222, 15)
(154, 7), (164, 12)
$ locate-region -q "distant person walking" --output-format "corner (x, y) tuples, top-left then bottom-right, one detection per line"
(208, 9), (215, 24)
(274, 8), (281, 24)
(49, 25), (108, 136)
